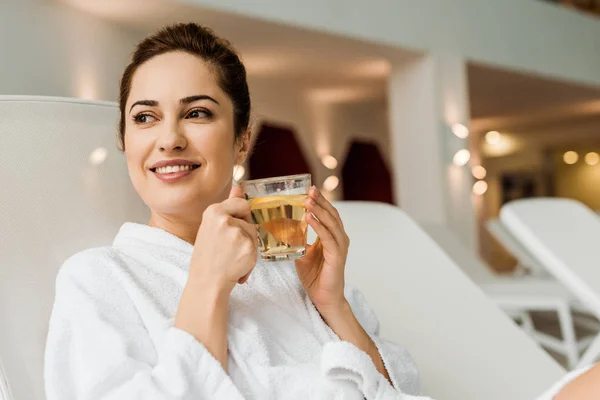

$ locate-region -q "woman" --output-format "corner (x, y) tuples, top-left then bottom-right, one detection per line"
(44, 23), (426, 399)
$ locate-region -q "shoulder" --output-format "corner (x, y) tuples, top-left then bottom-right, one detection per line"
(55, 246), (126, 295)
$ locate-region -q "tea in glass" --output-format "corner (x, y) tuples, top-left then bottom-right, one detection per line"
(241, 174), (311, 261)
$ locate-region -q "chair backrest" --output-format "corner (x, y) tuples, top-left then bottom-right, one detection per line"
(0, 97), (149, 400)
(487, 218), (547, 277)
(419, 223), (497, 285)
(333, 201), (564, 400)
(501, 198), (600, 317)
(0, 358), (12, 400)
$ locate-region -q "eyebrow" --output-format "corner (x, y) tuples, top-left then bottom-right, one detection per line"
(180, 95), (220, 106)
(129, 100), (157, 113)
(129, 95), (220, 113)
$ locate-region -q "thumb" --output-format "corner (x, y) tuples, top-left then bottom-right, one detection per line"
(229, 184), (244, 200)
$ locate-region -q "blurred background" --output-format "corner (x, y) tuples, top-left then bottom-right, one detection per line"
(3, 0), (600, 369)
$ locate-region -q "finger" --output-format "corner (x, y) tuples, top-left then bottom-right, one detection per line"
(306, 197), (346, 246)
(229, 217), (258, 244)
(306, 211), (339, 251)
(227, 186), (253, 223)
(308, 186), (344, 228)
(221, 197), (252, 221)
(229, 184), (244, 199)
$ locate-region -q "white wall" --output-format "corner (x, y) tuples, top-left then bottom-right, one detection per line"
(0, 1), (141, 101)
(180, 0), (600, 88)
(249, 76), (391, 198)
(388, 53), (477, 248)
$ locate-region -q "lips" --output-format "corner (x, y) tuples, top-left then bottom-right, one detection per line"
(149, 159), (200, 171)
(149, 159), (201, 183)
(152, 164), (198, 174)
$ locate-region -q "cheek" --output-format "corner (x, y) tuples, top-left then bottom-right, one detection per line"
(123, 144), (148, 193)
(197, 130), (236, 169)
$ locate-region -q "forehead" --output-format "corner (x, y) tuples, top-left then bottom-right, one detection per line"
(127, 51), (228, 107)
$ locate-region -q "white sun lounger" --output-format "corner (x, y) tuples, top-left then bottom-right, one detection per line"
(423, 223), (584, 369)
(333, 202), (565, 399)
(0, 96), (150, 400)
(501, 197), (600, 369)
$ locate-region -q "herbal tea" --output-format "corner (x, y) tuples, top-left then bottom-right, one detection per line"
(249, 194), (308, 261)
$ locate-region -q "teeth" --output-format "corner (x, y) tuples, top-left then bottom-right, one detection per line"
(155, 165), (193, 174)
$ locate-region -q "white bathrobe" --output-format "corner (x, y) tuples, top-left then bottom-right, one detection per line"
(44, 222), (429, 400)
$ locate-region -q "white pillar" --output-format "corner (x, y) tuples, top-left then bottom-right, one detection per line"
(388, 53), (477, 249)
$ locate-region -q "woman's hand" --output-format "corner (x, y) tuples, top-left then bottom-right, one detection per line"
(295, 186), (350, 317)
(295, 188), (391, 382)
(189, 185), (258, 293)
(175, 185), (258, 369)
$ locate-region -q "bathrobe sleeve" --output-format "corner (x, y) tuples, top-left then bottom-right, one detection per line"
(44, 250), (245, 400)
(321, 285), (434, 400)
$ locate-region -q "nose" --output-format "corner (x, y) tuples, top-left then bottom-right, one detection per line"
(157, 123), (187, 153)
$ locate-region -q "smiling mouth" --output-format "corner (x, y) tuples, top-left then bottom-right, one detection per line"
(150, 164), (201, 174)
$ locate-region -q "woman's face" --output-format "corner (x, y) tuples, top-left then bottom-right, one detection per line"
(124, 51), (249, 217)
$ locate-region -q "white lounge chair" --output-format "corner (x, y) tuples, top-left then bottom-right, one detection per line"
(489, 218), (599, 367)
(0, 358), (12, 400)
(423, 224), (583, 369)
(0, 96), (149, 400)
(333, 202), (564, 399)
(0, 96), (564, 400)
(501, 198), (600, 369)
(487, 219), (547, 277)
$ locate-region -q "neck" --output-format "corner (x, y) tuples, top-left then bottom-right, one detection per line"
(147, 183), (233, 245)
(148, 211), (203, 245)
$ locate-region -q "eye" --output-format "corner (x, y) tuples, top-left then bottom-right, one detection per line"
(185, 108), (212, 119)
(133, 113), (157, 124)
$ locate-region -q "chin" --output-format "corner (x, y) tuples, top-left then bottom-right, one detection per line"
(146, 189), (206, 216)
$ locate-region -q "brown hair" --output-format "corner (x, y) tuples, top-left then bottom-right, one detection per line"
(117, 23), (250, 151)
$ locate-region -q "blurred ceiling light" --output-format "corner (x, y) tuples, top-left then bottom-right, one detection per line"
(563, 151), (579, 165)
(321, 155), (338, 170)
(323, 175), (340, 191)
(346, 59), (391, 78)
(76, 67), (98, 100)
(233, 165), (246, 181)
(89, 147), (107, 165)
(482, 133), (519, 158)
(472, 165), (487, 180)
(451, 123), (469, 139)
(306, 87), (373, 103)
(472, 180), (488, 196)
(453, 149), (471, 166)
(585, 152), (600, 166)
(485, 131), (501, 145)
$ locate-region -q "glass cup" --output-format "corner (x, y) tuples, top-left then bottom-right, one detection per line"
(241, 174), (311, 262)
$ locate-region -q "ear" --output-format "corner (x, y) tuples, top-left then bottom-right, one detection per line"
(234, 129), (252, 165)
